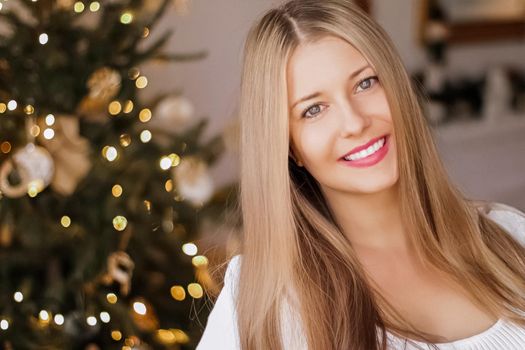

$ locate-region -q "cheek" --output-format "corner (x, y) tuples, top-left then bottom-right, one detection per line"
(295, 124), (334, 166)
(356, 91), (392, 120)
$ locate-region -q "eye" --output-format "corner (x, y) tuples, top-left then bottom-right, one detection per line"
(355, 75), (379, 93)
(301, 104), (325, 119)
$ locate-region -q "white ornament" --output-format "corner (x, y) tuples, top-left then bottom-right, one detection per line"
(151, 95), (197, 135)
(0, 144), (54, 198)
(172, 156), (214, 206)
(38, 115), (92, 196)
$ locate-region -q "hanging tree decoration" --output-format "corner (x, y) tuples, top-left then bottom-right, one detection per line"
(101, 250), (135, 296)
(37, 115), (92, 195)
(99, 224), (135, 296)
(0, 143), (54, 198)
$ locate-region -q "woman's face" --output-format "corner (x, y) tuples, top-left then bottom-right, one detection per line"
(287, 35), (398, 196)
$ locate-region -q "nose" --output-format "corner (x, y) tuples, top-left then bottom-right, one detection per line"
(338, 100), (371, 138)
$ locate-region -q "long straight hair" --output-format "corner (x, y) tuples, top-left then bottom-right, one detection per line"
(236, 1), (525, 349)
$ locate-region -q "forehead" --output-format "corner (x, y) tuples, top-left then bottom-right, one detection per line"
(286, 36), (369, 99)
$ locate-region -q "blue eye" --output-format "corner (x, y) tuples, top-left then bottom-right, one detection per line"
(356, 75), (379, 93)
(302, 104), (324, 119)
(299, 76), (378, 119)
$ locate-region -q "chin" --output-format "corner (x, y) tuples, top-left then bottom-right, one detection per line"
(341, 173), (399, 195)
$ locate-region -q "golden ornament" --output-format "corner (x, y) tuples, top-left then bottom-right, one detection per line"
(78, 67), (122, 122)
(87, 67), (121, 101)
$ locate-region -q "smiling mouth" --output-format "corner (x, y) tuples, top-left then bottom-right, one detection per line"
(340, 134), (388, 161)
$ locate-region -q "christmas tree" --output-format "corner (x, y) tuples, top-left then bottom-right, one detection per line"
(0, 0), (237, 349)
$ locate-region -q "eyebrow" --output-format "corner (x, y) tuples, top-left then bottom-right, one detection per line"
(290, 64), (372, 110)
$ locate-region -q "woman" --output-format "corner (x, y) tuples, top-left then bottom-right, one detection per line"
(198, 0), (525, 349)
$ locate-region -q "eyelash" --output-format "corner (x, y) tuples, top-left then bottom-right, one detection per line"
(301, 75), (379, 119)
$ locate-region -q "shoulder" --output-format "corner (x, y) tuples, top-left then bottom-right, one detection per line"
(213, 253), (242, 303)
(222, 255), (308, 349)
(480, 201), (525, 245)
(223, 254), (242, 299)
(225, 255), (242, 283)
(196, 254), (242, 350)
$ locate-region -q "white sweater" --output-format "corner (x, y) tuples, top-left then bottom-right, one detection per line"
(197, 202), (525, 349)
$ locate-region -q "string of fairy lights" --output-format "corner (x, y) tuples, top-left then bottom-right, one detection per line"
(0, 0), (210, 347)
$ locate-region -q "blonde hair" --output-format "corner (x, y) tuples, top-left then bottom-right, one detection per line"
(235, 0), (525, 349)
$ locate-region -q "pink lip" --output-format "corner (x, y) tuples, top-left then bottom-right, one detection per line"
(340, 134), (388, 160)
(338, 134), (390, 168)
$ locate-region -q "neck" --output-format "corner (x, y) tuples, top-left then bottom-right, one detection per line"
(322, 182), (409, 252)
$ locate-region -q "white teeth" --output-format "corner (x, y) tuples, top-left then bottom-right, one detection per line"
(344, 137), (386, 161)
